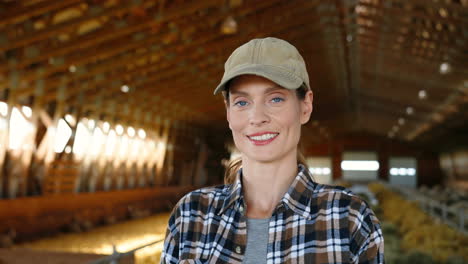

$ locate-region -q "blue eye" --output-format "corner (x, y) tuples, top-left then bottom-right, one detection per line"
(234, 100), (248, 107)
(271, 97), (284, 103)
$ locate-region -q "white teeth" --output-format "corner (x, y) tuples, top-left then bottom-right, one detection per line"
(249, 133), (278, 141)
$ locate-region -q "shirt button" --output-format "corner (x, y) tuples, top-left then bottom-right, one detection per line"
(235, 246), (242, 254)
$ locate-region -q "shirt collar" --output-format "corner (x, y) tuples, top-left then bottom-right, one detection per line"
(217, 164), (316, 219)
(280, 164), (316, 219)
(217, 168), (244, 215)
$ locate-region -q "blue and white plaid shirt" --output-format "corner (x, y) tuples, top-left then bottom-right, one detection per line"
(161, 164), (384, 263)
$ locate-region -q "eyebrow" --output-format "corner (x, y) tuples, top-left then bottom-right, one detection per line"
(230, 85), (284, 96)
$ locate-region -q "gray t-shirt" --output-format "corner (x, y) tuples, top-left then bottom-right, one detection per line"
(243, 218), (269, 264)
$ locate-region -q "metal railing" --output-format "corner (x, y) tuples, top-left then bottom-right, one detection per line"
(388, 183), (467, 235)
(89, 238), (164, 264)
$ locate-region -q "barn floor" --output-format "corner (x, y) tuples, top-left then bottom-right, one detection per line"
(13, 212), (171, 264)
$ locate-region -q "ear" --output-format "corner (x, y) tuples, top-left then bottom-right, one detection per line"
(300, 90), (313, 125)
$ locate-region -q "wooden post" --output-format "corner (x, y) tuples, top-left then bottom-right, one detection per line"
(132, 105), (144, 188)
(161, 118), (172, 186)
(89, 95), (103, 192)
(1, 60), (19, 198)
(122, 99), (133, 189)
(24, 69), (45, 195)
(41, 77), (67, 195)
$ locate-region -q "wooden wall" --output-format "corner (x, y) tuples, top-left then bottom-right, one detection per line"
(0, 186), (194, 242)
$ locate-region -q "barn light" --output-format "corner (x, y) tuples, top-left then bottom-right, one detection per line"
(439, 62), (451, 74)
(121, 85), (130, 93)
(69, 65), (77, 73)
(138, 128), (146, 139)
(341, 161), (379, 171)
(398, 168), (407, 175)
(116, 124), (124, 135)
(54, 119), (72, 153)
(398, 118), (405, 125)
(64, 146), (72, 154)
(22, 106), (32, 118)
(65, 114), (75, 125)
(127, 126), (135, 137)
(220, 16), (237, 35)
(0, 102), (7, 116)
(418, 90), (427, 99)
(9, 107), (34, 150)
(73, 122), (90, 156)
(406, 106), (414, 115)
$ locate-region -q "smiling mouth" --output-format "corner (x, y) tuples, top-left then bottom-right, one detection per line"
(247, 133), (279, 141)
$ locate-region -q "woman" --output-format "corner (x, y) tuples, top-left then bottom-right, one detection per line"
(161, 37), (384, 264)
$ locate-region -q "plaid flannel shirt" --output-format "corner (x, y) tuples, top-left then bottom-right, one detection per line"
(161, 164), (384, 264)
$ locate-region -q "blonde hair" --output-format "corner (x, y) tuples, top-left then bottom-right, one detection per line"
(222, 83), (310, 185)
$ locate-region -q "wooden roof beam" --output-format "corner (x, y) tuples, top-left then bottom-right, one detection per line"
(0, 1), (151, 53)
(0, 0), (222, 73)
(67, 1), (324, 104)
(2, 0), (289, 93)
(0, 0), (82, 27)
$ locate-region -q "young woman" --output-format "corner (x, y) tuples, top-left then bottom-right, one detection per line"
(161, 37), (384, 264)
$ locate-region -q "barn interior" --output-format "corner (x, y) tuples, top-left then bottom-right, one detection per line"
(0, 0), (467, 263)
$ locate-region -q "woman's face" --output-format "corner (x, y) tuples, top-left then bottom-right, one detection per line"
(226, 75), (313, 164)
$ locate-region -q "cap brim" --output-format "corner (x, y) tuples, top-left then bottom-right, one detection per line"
(213, 64), (304, 95)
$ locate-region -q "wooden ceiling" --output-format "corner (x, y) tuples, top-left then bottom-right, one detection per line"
(1, 0), (467, 150)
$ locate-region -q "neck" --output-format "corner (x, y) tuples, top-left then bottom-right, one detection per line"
(241, 153), (299, 219)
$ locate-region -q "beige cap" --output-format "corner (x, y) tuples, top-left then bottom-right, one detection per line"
(213, 37), (310, 95)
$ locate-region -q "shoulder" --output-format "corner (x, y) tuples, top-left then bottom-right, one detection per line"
(310, 182), (361, 203)
(310, 183), (379, 223)
(172, 184), (231, 213)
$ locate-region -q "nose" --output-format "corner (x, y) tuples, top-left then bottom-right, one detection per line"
(249, 104), (270, 126)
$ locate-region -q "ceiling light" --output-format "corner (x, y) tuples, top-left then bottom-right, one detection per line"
(21, 106), (32, 118)
(127, 126), (135, 137)
(439, 62), (451, 74)
(406, 106), (414, 115)
(418, 90), (427, 99)
(138, 128), (146, 139)
(346, 34), (353, 42)
(121, 85), (130, 93)
(388, 131), (394, 138)
(103, 121), (110, 133)
(392, 125), (399, 132)
(116, 124), (124, 135)
(398, 118), (405, 125)
(220, 16), (237, 35)
(65, 114), (76, 126)
(69, 65), (76, 73)
(0, 102), (8, 116)
(65, 146), (72, 154)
